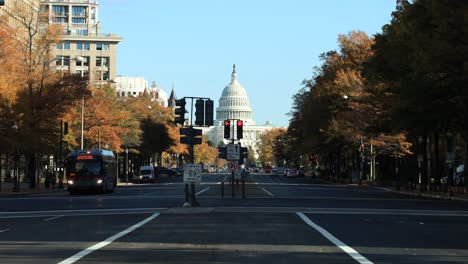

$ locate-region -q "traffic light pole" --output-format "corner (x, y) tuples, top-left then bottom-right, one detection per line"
(176, 96), (214, 207)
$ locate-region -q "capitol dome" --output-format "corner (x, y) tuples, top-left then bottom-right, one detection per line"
(216, 65), (254, 125)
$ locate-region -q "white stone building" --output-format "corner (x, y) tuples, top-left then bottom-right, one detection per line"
(204, 65), (273, 154)
(114, 76), (168, 106)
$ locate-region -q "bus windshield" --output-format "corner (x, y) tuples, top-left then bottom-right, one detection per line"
(68, 160), (102, 176)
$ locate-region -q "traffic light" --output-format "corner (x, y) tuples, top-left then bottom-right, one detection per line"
(223, 120), (231, 139)
(236, 120), (243, 139)
(238, 145), (248, 165)
(174, 99), (186, 125)
(195, 99), (204, 126)
(64, 122), (69, 135)
(205, 99), (214, 126)
(218, 146), (227, 159)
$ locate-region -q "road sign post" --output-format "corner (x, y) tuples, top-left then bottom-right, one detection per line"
(184, 163), (202, 207)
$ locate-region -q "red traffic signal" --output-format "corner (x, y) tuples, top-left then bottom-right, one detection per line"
(224, 120), (231, 139)
(236, 119), (243, 139)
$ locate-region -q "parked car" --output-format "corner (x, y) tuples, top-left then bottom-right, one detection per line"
(286, 169), (298, 178)
(298, 167), (305, 177)
(176, 168), (184, 177)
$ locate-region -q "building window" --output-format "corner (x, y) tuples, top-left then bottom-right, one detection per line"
(52, 17), (67, 23)
(72, 6), (86, 17)
(76, 29), (88, 36)
(101, 71), (109, 81)
(56, 56), (70, 66)
(96, 43), (110, 51)
(52, 5), (67, 16)
(72, 18), (86, 24)
(76, 43), (90, 50)
(96, 57), (109, 67)
(56, 42), (70, 50)
(76, 56), (89, 67)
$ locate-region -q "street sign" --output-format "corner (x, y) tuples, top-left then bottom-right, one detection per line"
(227, 143), (240, 161)
(228, 161), (239, 172)
(184, 163), (202, 183)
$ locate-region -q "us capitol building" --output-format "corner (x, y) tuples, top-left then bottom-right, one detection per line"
(203, 65), (274, 155)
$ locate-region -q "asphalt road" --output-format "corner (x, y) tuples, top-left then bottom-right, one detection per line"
(1, 173), (468, 263)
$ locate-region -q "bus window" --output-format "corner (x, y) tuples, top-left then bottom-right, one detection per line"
(68, 160), (102, 176)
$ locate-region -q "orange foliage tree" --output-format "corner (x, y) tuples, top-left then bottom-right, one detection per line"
(0, 5), (89, 188)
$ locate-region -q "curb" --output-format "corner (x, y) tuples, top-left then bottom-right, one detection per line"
(372, 186), (468, 202)
(0, 188), (66, 198)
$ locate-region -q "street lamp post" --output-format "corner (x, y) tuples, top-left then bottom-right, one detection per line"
(125, 148), (129, 184)
(12, 122), (19, 192)
(395, 139), (401, 191)
(446, 132), (455, 196)
(418, 136), (424, 192)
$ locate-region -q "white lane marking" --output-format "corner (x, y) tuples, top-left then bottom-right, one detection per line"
(374, 187), (392, 192)
(58, 212), (160, 264)
(0, 207), (166, 216)
(297, 212), (373, 264)
(44, 215), (64, 221)
(195, 187), (210, 196)
(0, 229), (10, 233)
(261, 187), (274, 197)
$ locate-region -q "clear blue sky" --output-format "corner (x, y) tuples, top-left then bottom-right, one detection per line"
(99, 0), (396, 127)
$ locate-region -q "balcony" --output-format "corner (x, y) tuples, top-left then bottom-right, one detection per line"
(41, 0), (97, 4)
(72, 12), (87, 17)
(52, 12), (68, 17)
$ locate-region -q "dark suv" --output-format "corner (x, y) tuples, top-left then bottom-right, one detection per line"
(154, 167), (178, 177)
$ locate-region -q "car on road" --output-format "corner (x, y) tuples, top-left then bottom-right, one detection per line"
(137, 165), (155, 183)
(154, 167), (178, 177)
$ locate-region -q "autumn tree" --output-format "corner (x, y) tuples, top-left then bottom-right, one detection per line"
(365, 0), (468, 188)
(194, 136), (218, 165)
(63, 85), (138, 153)
(258, 128), (287, 166)
(125, 93), (185, 164)
(289, 30), (414, 183)
(0, 4), (89, 188)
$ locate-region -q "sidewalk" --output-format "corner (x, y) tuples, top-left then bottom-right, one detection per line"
(0, 182), (66, 197)
(372, 185), (468, 202)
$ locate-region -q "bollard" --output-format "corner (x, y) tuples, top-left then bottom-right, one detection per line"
(231, 171), (235, 198)
(242, 179), (245, 198)
(221, 181), (224, 198)
(191, 183), (198, 206)
(184, 183), (189, 203)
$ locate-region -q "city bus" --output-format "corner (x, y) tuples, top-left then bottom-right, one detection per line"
(65, 149), (117, 194)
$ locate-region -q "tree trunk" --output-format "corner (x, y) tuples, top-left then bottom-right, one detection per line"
(464, 142), (468, 192)
(421, 134), (428, 192)
(434, 131), (441, 191)
(426, 134), (432, 191)
(27, 153), (36, 189)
